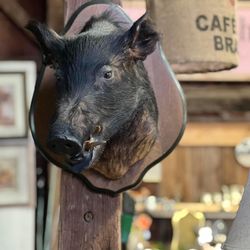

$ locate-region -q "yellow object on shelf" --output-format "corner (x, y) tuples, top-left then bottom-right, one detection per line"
(171, 209), (206, 250)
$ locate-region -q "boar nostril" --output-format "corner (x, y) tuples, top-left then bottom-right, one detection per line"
(47, 136), (82, 157)
(65, 142), (73, 148)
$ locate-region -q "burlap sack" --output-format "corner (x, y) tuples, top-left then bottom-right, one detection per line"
(147, 0), (238, 73)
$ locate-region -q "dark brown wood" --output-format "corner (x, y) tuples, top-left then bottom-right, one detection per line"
(47, 0), (64, 32)
(0, 0), (30, 27)
(0, 0), (37, 43)
(0, 0), (44, 61)
(59, 172), (121, 250)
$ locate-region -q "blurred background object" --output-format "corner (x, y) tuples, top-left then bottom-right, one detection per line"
(146, 0), (238, 73)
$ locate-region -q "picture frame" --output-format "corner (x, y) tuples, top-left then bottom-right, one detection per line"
(0, 146), (31, 205)
(176, 1), (250, 82)
(0, 61), (36, 138)
(0, 72), (27, 138)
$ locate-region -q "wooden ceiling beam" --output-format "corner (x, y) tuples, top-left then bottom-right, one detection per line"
(0, 0), (37, 45)
(180, 122), (250, 146)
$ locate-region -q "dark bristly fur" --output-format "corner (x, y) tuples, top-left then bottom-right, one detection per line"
(27, 12), (159, 179)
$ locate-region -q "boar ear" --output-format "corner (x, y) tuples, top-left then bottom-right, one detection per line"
(26, 21), (64, 64)
(127, 13), (159, 61)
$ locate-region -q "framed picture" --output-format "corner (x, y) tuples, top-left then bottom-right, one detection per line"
(176, 1), (250, 82)
(0, 146), (31, 205)
(0, 61), (36, 138)
(0, 73), (27, 138)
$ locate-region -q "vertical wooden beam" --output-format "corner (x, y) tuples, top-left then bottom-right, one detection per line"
(59, 173), (121, 250)
(47, 0), (64, 32)
(57, 1), (122, 249)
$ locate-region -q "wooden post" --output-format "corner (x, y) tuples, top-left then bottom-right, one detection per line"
(57, 1), (122, 250)
(59, 173), (121, 250)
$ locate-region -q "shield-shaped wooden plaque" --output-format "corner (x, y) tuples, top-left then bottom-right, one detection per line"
(29, 0), (186, 195)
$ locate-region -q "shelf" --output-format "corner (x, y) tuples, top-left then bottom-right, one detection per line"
(144, 203), (237, 220)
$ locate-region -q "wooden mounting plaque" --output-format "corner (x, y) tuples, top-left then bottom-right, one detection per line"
(29, 0), (186, 195)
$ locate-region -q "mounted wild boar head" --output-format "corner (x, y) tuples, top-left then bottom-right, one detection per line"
(27, 12), (159, 179)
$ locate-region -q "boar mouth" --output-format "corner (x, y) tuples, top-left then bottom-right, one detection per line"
(66, 137), (106, 173)
(47, 123), (107, 173)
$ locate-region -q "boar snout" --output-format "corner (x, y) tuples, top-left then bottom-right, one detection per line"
(47, 130), (82, 157)
(47, 123), (107, 173)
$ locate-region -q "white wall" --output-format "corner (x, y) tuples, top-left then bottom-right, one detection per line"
(0, 207), (35, 250)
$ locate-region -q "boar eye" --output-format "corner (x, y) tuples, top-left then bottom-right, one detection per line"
(103, 70), (113, 79)
(100, 65), (113, 80)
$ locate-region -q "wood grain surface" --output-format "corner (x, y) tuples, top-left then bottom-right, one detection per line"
(58, 172), (122, 250)
(57, 1), (122, 250)
(160, 146), (248, 201)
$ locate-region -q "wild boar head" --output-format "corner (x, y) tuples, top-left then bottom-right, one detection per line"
(27, 12), (159, 179)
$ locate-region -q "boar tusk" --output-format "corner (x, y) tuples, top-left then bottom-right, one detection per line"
(84, 140), (106, 151)
(91, 140), (106, 147)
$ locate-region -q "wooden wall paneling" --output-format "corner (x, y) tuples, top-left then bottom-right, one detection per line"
(160, 149), (182, 200)
(176, 147), (187, 200)
(182, 147), (202, 201)
(198, 147), (222, 195)
(221, 147), (249, 185)
(222, 148), (237, 185)
(180, 147), (222, 201)
(160, 146), (249, 202)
